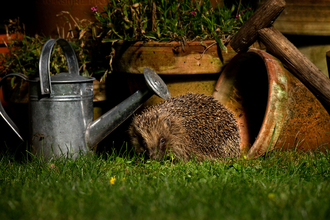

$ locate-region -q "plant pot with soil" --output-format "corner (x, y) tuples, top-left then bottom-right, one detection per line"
(93, 0), (259, 107)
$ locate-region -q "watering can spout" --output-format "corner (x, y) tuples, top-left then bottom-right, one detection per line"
(85, 67), (171, 149)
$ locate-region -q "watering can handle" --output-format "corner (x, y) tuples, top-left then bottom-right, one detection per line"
(39, 38), (80, 96)
(0, 73), (37, 142)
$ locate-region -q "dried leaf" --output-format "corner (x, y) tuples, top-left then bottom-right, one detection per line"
(132, 3), (140, 8)
(79, 29), (87, 40)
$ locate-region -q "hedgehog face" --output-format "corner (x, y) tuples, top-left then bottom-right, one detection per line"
(129, 114), (172, 161)
(141, 134), (169, 160)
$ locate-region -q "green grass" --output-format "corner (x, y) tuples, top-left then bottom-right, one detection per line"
(1, 147), (330, 220)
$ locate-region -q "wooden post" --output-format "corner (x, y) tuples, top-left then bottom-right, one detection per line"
(230, 0), (286, 53)
(258, 26), (330, 113)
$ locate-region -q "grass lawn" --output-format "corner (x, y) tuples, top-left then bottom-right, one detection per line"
(1, 145), (330, 220)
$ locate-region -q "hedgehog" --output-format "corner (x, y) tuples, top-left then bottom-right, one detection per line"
(128, 93), (241, 161)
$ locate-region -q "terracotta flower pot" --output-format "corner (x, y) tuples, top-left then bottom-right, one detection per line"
(112, 40), (264, 108)
(0, 33), (23, 53)
(213, 49), (330, 158)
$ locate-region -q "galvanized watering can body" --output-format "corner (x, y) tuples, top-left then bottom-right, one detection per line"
(29, 73), (94, 157)
(30, 39), (94, 158)
(0, 38), (170, 158)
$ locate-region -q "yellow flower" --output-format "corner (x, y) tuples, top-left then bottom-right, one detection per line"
(268, 193), (275, 200)
(110, 177), (116, 185)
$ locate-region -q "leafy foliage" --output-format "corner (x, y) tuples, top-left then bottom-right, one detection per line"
(0, 18), (107, 80)
(93, 0), (253, 48)
(0, 0), (254, 82)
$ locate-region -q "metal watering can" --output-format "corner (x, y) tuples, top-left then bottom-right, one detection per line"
(0, 38), (170, 158)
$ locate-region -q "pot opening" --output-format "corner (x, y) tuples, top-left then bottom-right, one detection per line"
(213, 53), (269, 154)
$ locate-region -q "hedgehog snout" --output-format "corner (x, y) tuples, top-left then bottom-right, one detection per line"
(144, 144), (159, 160)
(152, 137), (169, 160)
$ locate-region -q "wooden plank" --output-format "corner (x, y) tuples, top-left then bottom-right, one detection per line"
(274, 0), (330, 35)
(274, 21), (330, 36)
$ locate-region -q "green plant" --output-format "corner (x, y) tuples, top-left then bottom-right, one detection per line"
(93, 0), (254, 50)
(0, 17), (107, 82)
(0, 19), (44, 79)
(0, 0), (255, 82)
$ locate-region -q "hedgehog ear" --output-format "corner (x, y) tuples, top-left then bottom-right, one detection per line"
(165, 118), (171, 128)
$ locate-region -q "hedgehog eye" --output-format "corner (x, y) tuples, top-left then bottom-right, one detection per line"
(160, 138), (166, 145)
